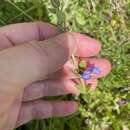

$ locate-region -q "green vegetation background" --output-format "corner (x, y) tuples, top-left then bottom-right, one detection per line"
(0, 0), (130, 130)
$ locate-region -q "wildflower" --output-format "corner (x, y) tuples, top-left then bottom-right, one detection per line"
(78, 60), (101, 80)
(79, 70), (91, 80)
(117, 98), (128, 106)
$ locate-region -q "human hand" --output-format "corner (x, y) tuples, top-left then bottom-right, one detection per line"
(0, 22), (111, 129)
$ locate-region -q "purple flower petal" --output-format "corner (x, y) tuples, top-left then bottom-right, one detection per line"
(80, 71), (91, 80)
(117, 98), (128, 106)
(83, 70), (91, 75)
(92, 67), (101, 74)
(87, 62), (95, 72)
(83, 74), (91, 80)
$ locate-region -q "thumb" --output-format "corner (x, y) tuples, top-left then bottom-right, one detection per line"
(0, 32), (75, 94)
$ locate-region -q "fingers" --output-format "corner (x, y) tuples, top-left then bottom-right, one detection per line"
(22, 58), (111, 102)
(23, 80), (79, 102)
(0, 31), (103, 94)
(0, 33), (76, 94)
(16, 100), (78, 128)
(72, 32), (101, 57)
(0, 23), (101, 58)
(22, 79), (99, 102)
(0, 22), (60, 46)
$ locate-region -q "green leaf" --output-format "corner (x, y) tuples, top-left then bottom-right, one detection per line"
(48, 8), (56, 13)
(56, 10), (65, 25)
(50, 0), (60, 8)
(79, 59), (86, 69)
(75, 9), (86, 25)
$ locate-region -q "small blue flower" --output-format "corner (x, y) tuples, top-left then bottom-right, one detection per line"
(83, 70), (91, 75)
(79, 60), (101, 80)
(80, 71), (91, 80)
(83, 74), (91, 80)
(91, 67), (101, 74)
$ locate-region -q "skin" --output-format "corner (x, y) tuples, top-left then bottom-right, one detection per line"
(0, 22), (111, 130)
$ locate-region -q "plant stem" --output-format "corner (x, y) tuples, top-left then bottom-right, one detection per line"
(71, 53), (86, 93)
